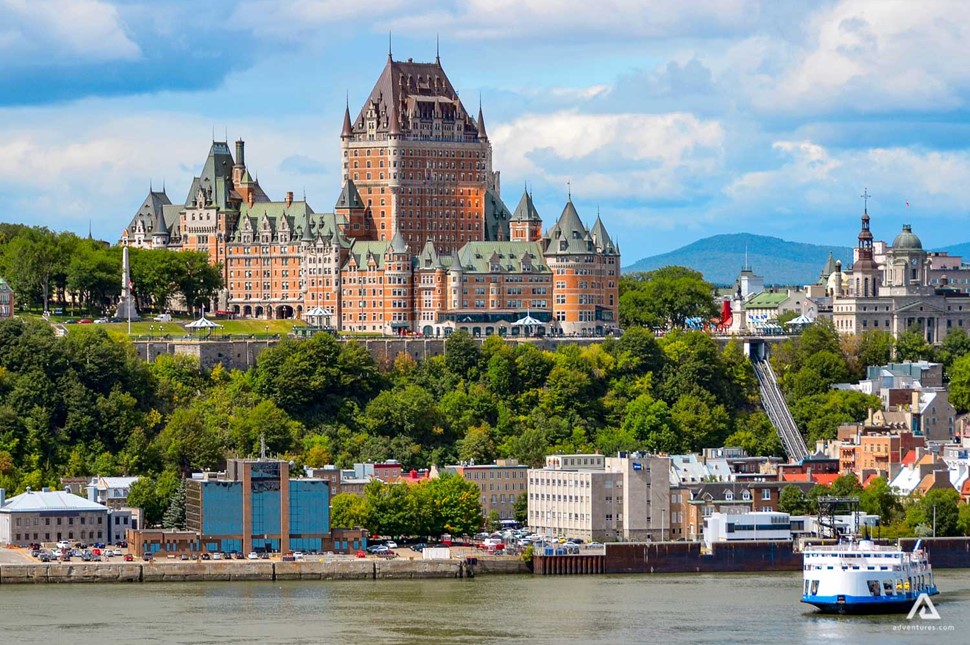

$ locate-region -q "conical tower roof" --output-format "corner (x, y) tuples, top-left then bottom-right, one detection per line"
(590, 215), (615, 253)
(511, 188), (541, 222)
(545, 199), (590, 254)
(477, 105), (487, 139)
(389, 229), (408, 254)
(819, 251), (837, 283)
(341, 101), (353, 139)
(335, 179), (364, 210)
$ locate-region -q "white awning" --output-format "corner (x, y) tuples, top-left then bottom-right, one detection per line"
(185, 316), (221, 329)
(512, 315), (543, 326)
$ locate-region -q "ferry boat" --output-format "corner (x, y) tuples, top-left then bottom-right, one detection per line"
(801, 538), (939, 614)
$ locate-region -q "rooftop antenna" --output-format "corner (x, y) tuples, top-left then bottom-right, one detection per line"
(224, 126), (228, 142)
(211, 126), (215, 142)
(567, 179), (571, 201)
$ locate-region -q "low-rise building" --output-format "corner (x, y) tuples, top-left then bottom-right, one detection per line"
(440, 459), (528, 520)
(528, 452), (670, 542)
(703, 511), (792, 549)
(87, 476), (140, 510)
(684, 481), (814, 542)
(0, 487), (108, 546)
(0, 277), (14, 319)
(185, 458), (330, 555)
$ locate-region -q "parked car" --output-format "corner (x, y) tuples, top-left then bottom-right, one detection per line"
(210, 552), (222, 560)
(56, 540), (70, 550)
(123, 554), (134, 562)
(258, 552), (270, 560)
(77, 319), (93, 324)
(154, 313), (172, 322)
(38, 553), (51, 562)
(142, 553), (153, 561)
(179, 554), (190, 561)
(94, 318), (109, 324)
(293, 551), (305, 560)
(385, 541), (398, 549)
(409, 543), (427, 552)
(200, 553), (211, 561)
(247, 552), (259, 560)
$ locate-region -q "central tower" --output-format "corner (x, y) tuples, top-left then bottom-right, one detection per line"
(339, 52), (501, 253)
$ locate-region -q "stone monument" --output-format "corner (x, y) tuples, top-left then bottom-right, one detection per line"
(115, 245), (141, 321)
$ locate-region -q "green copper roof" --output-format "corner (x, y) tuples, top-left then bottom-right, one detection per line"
(746, 291), (790, 308)
(456, 241), (549, 274)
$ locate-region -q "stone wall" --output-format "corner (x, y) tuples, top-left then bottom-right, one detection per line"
(0, 557), (493, 584)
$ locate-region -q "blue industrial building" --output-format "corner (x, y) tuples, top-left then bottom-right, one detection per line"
(185, 459), (330, 554)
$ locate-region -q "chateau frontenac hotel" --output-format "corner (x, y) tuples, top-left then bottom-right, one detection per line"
(122, 54), (619, 336)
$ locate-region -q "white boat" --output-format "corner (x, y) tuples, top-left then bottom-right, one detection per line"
(801, 538), (939, 614)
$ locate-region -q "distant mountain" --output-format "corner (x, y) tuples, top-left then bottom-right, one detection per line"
(934, 242), (970, 258)
(623, 233), (854, 286)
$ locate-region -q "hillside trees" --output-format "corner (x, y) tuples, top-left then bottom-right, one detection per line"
(619, 267), (717, 329)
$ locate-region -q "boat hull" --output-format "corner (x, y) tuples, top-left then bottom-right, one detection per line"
(802, 588), (939, 615)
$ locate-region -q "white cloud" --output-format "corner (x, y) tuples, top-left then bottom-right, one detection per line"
(0, 0), (139, 63)
(230, 0), (406, 39)
(492, 110), (724, 200)
(726, 139), (970, 222)
(742, 0), (970, 113)
(0, 104), (337, 237)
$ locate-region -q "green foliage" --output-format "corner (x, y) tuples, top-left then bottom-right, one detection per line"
(948, 352), (970, 413)
(895, 325), (933, 363)
(331, 492), (370, 529)
(356, 474), (483, 537)
(161, 479), (186, 530)
(445, 330), (480, 381)
(854, 330), (895, 373)
(859, 476), (900, 523)
(905, 489), (961, 537)
(778, 485), (810, 515)
(619, 267), (717, 329)
(513, 489), (528, 524)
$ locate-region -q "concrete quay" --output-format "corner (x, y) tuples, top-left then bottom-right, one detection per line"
(0, 557), (527, 585)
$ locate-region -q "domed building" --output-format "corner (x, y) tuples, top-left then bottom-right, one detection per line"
(832, 211), (970, 343)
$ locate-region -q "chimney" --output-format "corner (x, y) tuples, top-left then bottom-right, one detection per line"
(248, 191), (254, 208)
(0, 488), (5, 507)
(235, 139), (245, 167)
(912, 390), (920, 412)
(286, 191), (294, 207)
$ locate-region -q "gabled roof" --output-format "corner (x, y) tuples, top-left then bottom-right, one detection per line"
(344, 240), (393, 270)
(483, 189), (512, 242)
(746, 291), (791, 308)
(417, 240), (444, 269)
(184, 141), (236, 210)
(820, 251), (837, 283)
(127, 189), (172, 236)
(0, 489), (107, 513)
(456, 241), (548, 274)
(351, 56), (480, 141)
(231, 201), (315, 242)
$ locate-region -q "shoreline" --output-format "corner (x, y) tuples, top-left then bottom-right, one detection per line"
(0, 557), (528, 585)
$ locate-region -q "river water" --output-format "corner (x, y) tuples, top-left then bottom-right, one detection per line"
(2, 570), (968, 644)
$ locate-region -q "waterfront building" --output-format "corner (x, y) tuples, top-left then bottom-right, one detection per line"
(0, 487), (108, 546)
(827, 207), (970, 341)
(683, 481), (814, 542)
(703, 511), (791, 549)
(184, 458), (329, 555)
(440, 459), (529, 521)
(528, 453), (670, 542)
(121, 53), (619, 336)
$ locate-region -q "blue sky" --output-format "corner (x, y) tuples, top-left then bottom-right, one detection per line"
(1, 0), (969, 262)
